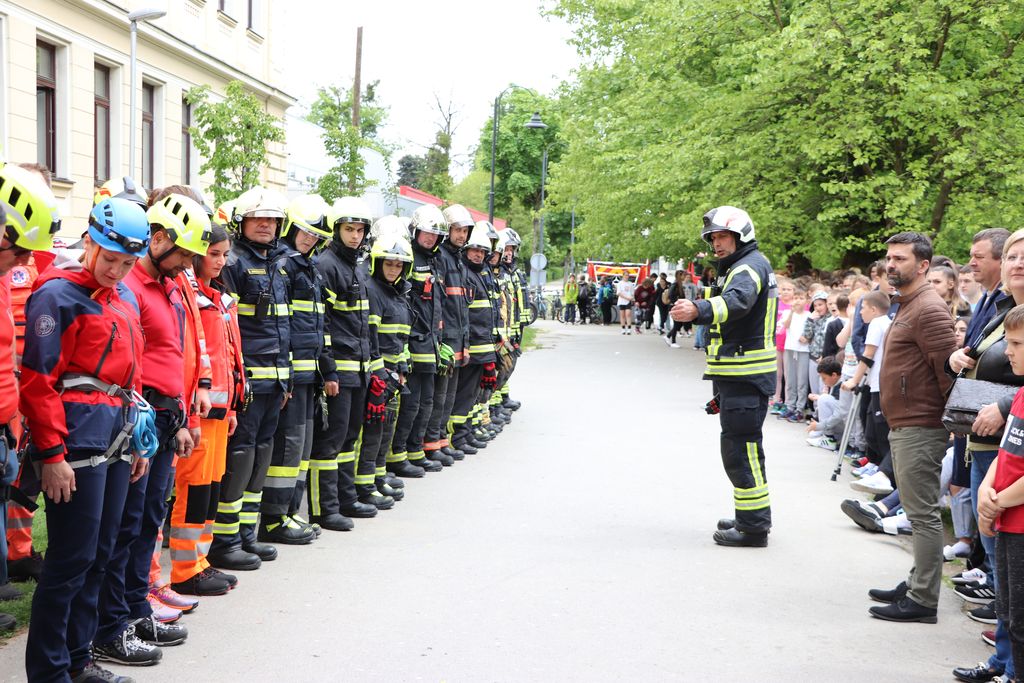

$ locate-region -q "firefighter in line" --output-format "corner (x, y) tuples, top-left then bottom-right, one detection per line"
(671, 206), (778, 548)
(355, 220), (414, 509)
(484, 225), (515, 433)
(449, 223), (500, 452)
(209, 187), (291, 571)
(421, 205), (469, 463)
(170, 220), (246, 597)
(258, 194), (333, 545)
(388, 211), (445, 478)
(470, 220), (505, 443)
(498, 229), (526, 413)
(307, 197), (379, 531)
(20, 185), (149, 682)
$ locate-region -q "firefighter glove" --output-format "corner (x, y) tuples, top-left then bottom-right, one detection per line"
(480, 362), (498, 389)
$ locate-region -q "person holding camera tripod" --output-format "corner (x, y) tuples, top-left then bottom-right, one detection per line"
(671, 206), (778, 548)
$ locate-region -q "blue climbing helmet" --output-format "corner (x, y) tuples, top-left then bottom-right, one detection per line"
(88, 197), (151, 256)
(129, 391), (159, 459)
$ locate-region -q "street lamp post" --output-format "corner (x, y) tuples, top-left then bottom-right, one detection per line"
(128, 8), (166, 180)
(487, 84), (546, 223)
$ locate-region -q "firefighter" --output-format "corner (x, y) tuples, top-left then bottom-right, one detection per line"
(259, 194), (333, 545)
(671, 206), (777, 548)
(422, 205), (469, 463)
(209, 186), (291, 570)
(357, 222), (414, 509)
(308, 196), (379, 531)
(498, 229), (527, 413)
(20, 188), (149, 682)
(449, 222), (499, 452)
(483, 224), (515, 433)
(170, 221), (246, 597)
(472, 220), (504, 443)
(389, 208), (447, 477)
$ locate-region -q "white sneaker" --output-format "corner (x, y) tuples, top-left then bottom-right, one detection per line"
(806, 435), (837, 451)
(852, 462), (878, 478)
(621, 328), (626, 335)
(953, 568), (987, 586)
(880, 510), (911, 535)
(806, 430), (823, 439)
(670, 343), (680, 349)
(626, 328), (632, 335)
(850, 471), (894, 495)
(664, 336), (672, 346)
(943, 541), (972, 561)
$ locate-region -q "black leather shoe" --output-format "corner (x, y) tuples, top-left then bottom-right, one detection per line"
(869, 596), (937, 623)
(258, 517), (315, 545)
(377, 482), (403, 501)
(456, 442), (478, 455)
(952, 662), (1004, 683)
(712, 527), (768, 547)
(340, 501), (378, 518)
(208, 548), (261, 571)
(410, 457), (443, 472)
(7, 550), (44, 582)
(0, 582), (23, 601)
(717, 518), (735, 530)
(310, 513), (354, 532)
(384, 473), (405, 489)
(359, 492), (395, 510)
(441, 446), (465, 461)
(206, 567), (238, 588)
(474, 430), (493, 442)
(0, 612), (15, 631)
(242, 541), (278, 562)
(868, 581), (908, 604)
(425, 450), (454, 467)
(468, 437), (488, 449)
(387, 460), (425, 478)
(502, 398), (521, 411)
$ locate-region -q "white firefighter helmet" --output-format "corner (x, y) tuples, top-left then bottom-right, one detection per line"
(410, 204), (449, 236)
(701, 206), (755, 244)
(441, 204), (474, 230)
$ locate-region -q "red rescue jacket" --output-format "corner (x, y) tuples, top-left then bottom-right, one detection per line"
(189, 271), (245, 420)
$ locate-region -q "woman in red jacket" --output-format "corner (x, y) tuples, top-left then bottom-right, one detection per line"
(22, 196), (149, 683)
(169, 223), (246, 597)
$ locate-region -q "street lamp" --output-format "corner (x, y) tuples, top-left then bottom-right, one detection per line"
(487, 85), (545, 223)
(128, 7), (166, 180)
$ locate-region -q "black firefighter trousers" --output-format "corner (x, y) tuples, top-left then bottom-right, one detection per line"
(716, 380), (772, 534)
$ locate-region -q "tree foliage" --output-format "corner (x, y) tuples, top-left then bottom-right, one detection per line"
(186, 80), (284, 206)
(307, 79), (391, 202)
(397, 154), (426, 187)
(549, 0), (1024, 269)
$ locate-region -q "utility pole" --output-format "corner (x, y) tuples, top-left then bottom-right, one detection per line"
(349, 26), (363, 194)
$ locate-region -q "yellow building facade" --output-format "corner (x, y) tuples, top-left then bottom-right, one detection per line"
(0, 0), (294, 235)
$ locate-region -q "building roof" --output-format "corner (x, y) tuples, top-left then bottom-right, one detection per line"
(398, 186), (507, 230)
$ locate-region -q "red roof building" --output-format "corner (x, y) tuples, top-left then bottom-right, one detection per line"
(398, 186), (507, 230)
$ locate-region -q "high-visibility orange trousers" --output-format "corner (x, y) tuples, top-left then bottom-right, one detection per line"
(170, 418), (229, 584)
(6, 420), (35, 561)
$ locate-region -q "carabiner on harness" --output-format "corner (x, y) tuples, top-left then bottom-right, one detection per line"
(130, 391), (159, 459)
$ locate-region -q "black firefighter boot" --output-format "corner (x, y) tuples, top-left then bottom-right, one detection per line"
(376, 477), (404, 502)
(357, 483), (395, 510)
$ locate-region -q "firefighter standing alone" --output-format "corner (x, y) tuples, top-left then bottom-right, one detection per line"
(671, 206), (778, 548)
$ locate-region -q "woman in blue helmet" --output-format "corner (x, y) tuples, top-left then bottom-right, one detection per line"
(22, 196), (151, 683)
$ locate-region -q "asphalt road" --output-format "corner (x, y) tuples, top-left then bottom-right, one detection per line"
(0, 319), (991, 681)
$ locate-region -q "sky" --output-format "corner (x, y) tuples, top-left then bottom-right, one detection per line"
(278, 0), (583, 181)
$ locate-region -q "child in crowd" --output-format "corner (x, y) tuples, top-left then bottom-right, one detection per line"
(780, 286), (810, 422)
(806, 358), (843, 450)
(802, 291), (832, 396)
(770, 277), (794, 413)
(842, 289), (893, 496)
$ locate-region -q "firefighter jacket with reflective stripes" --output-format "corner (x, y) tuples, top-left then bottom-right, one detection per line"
(367, 274), (412, 375)
(282, 249), (331, 386)
(406, 246), (442, 373)
(516, 267), (531, 330)
(20, 267), (145, 463)
(500, 262), (527, 342)
(483, 265), (503, 347)
(222, 239), (292, 394)
(496, 266), (516, 343)
(435, 241), (470, 363)
(463, 256), (497, 365)
(188, 271), (246, 420)
(174, 270), (212, 429)
(693, 241), (778, 394)
(318, 241), (381, 388)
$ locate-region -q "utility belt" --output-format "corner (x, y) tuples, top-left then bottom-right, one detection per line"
(143, 387), (188, 445)
(52, 374), (139, 470)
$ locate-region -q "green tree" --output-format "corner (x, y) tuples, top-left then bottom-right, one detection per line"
(186, 80), (284, 206)
(307, 79), (391, 202)
(397, 154), (426, 187)
(550, 0), (1024, 269)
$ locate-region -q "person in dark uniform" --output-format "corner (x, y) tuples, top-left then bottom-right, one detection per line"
(671, 206), (778, 548)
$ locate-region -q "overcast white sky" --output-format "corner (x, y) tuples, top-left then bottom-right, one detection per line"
(279, 0), (582, 180)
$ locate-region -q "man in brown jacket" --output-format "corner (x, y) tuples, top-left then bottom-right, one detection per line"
(868, 231), (957, 623)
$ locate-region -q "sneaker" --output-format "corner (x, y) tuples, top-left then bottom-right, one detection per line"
(944, 541), (972, 561)
(93, 626), (163, 666)
(145, 595), (182, 624)
(204, 567), (238, 589)
(852, 462), (878, 478)
(952, 662), (1002, 683)
(70, 662), (136, 683)
(850, 471), (893, 495)
(0, 582), (23, 601)
(769, 402), (784, 415)
(879, 511), (912, 535)
(840, 499), (884, 532)
(806, 435), (838, 451)
(982, 630), (997, 647)
(852, 456), (870, 467)
(956, 582), (997, 605)
(148, 584), (198, 614)
(785, 411), (804, 423)
(953, 568), (988, 586)
(968, 602), (998, 624)
(670, 342), (680, 348)
(663, 335), (672, 346)
(133, 614), (188, 646)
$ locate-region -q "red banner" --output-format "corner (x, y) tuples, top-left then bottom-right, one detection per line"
(586, 260), (650, 282)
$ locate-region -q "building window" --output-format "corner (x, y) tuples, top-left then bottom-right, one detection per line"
(94, 64), (111, 183)
(142, 83), (154, 189)
(181, 99), (193, 184)
(36, 42), (56, 170)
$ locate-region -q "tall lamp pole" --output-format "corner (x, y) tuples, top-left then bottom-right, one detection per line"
(488, 84), (546, 223)
(128, 8), (166, 180)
